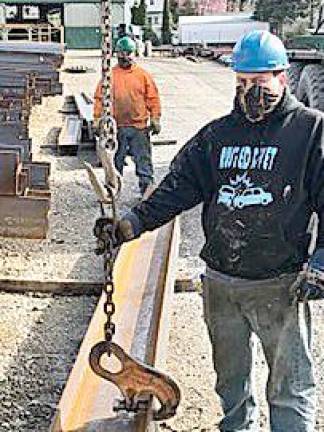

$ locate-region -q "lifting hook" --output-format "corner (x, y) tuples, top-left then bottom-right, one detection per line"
(89, 341), (181, 421)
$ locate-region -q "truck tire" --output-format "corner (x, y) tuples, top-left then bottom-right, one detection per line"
(287, 62), (304, 94)
(296, 64), (324, 110)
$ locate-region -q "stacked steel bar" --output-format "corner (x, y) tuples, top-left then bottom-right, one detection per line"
(0, 42), (64, 239)
(0, 41), (63, 145)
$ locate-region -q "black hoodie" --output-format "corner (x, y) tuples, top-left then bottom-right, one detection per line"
(127, 90), (324, 279)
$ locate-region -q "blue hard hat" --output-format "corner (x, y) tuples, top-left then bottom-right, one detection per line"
(232, 30), (289, 73)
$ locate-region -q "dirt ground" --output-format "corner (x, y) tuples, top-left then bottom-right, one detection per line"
(0, 54), (323, 432)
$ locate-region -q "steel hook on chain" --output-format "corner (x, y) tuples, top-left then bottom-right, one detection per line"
(89, 341), (181, 421)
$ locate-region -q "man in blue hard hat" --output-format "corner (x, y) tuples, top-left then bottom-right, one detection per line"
(94, 31), (324, 431)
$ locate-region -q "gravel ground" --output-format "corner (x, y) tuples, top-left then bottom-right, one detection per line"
(0, 54), (323, 432)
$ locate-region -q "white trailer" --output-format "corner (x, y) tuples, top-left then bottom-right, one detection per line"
(177, 14), (269, 45)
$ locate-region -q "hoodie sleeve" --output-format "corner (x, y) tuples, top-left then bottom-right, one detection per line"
(144, 71), (161, 119)
(124, 136), (210, 236)
(307, 118), (324, 248)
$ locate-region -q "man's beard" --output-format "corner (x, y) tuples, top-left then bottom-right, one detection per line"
(118, 57), (133, 68)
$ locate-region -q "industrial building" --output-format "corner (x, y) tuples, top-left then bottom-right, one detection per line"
(0, 0), (135, 48)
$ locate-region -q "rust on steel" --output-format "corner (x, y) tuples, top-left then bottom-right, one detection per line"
(89, 341), (180, 421)
(0, 278), (103, 295)
(0, 194), (50, 238)
(50, 219), (180, 432)
(0, 43), (62, 239)
(0, 149), (51, 239)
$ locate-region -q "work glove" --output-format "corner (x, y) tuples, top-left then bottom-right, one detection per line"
(149, 117), (161, 135)
(93, 216), (135, 255)
(297, 248), (324, 301)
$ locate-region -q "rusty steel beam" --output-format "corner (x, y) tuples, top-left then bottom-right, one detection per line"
(50, 219), (180, 432)
(0, 194), (50, 238)
(0, 278), (103, 295)
(0, 144), (29, 162)
(0, 43), (63, 240)
(0, 150), (21, 195)
(24, 161), (51, 189)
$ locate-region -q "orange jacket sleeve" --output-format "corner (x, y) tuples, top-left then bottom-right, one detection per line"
(144, 71), (161, 119)
(93, 80), (103, 120)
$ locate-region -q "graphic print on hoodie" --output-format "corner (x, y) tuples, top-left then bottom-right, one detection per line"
(217, 145), (278, 210)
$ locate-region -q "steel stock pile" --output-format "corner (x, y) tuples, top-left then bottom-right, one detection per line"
(0, 42), (63, 239)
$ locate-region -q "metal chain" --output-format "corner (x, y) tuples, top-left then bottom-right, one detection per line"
(100, 186), (117, 353)
(100, 0), (118, 153)
(99, 0), (119, 352)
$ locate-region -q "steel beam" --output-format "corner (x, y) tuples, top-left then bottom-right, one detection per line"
(0, 41), (64, 55)
(0, 144), (28, 162)
(0, 150), (21, 195)
(74, 93), (94, 123)
(24, 161), (51, 189)
(0, 194), (50, 238)
(58, 115), (83, 155)
(0, 42), (62, 239)
(0, 279), (103, 295)
(50, 219), (180, 432)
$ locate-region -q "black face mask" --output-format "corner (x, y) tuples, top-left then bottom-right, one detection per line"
(237, 84), (280, 123)
(118, 57), (133, 69)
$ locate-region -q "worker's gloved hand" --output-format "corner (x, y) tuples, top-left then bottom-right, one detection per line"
(297, 248), (324, 301)
(150, 118), (161, 135)
(93, 217), (135, 255)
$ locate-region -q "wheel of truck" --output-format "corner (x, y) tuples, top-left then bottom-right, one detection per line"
(296, 64), (324, 111)
(287, 62), (304, 94)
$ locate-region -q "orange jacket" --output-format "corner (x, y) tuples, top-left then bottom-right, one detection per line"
(93, 64), (161, 129)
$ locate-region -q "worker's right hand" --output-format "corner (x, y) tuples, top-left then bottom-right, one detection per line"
(93, 216), (135, 255)
(150, 118), (161, 135)
(297, 248), (324, 301)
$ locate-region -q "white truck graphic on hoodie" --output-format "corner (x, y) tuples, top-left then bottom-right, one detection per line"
(217, 184), (273, 209)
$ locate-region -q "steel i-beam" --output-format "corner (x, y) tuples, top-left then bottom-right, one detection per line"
(50, 220), (180, 432)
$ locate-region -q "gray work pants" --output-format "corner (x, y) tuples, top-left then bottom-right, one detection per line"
(115, 126), (153, 194)
(202, 270), (316, 432)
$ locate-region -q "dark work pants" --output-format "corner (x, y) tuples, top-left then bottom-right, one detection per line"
(202, 270), (316, 432)
(115, 126), (153, 194)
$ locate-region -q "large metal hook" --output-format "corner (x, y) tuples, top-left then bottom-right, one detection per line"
(89, 341), (181, 421)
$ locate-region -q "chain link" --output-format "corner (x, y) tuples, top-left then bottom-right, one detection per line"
(103, 248), (116, 350)
(100, 0), (118, 153)
(100, 186), (117, 354)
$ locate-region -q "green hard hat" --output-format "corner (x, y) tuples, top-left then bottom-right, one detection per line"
(115, 36), (136, 53)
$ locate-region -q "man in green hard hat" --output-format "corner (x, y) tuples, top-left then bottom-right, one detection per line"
(94, 36), (161, 196)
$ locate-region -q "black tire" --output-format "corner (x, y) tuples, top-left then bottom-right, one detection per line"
(296, 64), (324, 110)
(287, 62), (304, 94)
